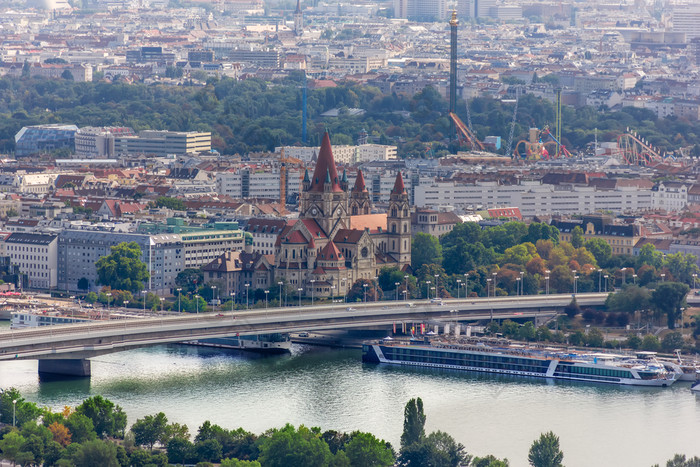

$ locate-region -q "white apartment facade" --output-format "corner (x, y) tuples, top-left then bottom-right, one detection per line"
(6, 233), (58, 289)
(414, 181), (654, 217)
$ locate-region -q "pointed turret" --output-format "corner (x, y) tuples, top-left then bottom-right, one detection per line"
(391, 171), (406, 195)
(352, 169), (367, 193)
(308, 132), (343, 193)
(295, 0), (301, 13)
(340, 168), (349, 191)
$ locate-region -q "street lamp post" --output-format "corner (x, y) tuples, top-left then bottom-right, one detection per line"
(434, 274), (439, 298)
(278, 281), (283, 307)
(660, 273), (666, 283)
(633, 274), (637, 285)
(404, 275), (409, 300)
(516, 277), (521, 296)
(604, 275), (609, 292)
(486, 278), (491, 298)
(298, 287), (303, 307)
(212, 286), (217, 312)
(573, 275), (579, 294)
(519, 271), (524, 295)
(545, 276), (550, 295)
(693, 273), (697, 289)
(12, 399), (17, 427)
(492, 272), (497, 297)
(456, 279), (462, 299)
(464, 273), (469, 297)
(230, 292), (235, 313)
(310, 279), (316, 306)
(264, 290), (269, 309)
(620, 268), (627, 287)
(195, 294), (199, 314)
(123, 300), (129, 310)
(425, 281), (431, 299)
(363, 283), (368, 303)
(141, 290), (146, 314)
(177, 288), (182, 313)
(245, 283), (250, 309)
(106, 292), (111, 314)
(331, 284), (336, 303)
(374, 276), (378, 301)
(395, 282), (400, 300)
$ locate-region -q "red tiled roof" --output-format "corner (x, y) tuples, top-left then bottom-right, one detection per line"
(319, 241), (343, 261)
(284, 230), (307, 243)
(300, 219), (327, 238)
(350, 214), (387, 233)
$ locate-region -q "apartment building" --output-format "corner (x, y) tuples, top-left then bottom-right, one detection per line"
(553, 216), (640, 255)
(6, 233), (58, 289)
(74, 126), (135, 158)
(216, 167), (304, 200)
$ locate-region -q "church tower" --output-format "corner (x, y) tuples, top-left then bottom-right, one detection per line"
(349, 169), (371, 216)
(294, 0), (303, 36)
(387, 171), (411, 268)
(300, 132), (349, 234)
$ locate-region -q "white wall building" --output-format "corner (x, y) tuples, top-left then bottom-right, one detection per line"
(6, 233), (58, 289)
(414, 180), (654, 217)
(652, 181), (690, 212)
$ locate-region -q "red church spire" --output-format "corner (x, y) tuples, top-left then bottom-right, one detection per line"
(352, 169), (367, 193)
(309, 132), (343, 193)
(391, 171), (406, 195)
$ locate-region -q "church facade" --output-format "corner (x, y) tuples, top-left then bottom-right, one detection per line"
(275, 132), (411, 298)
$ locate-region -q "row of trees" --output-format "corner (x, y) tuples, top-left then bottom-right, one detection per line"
(2, 75), (700, 157)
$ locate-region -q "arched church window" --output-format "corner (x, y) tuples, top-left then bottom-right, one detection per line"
(403, 224), (408, 233)
(364, 206), (369, 214)
(352, 206), (358, 215)
(392, 224), (396, 233)
(391, 208), (397, 217)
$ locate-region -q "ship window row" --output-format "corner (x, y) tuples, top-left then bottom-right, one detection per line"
(391, 348), (549, 368)
(557, 364), (630, 379)
(384, 350), (549, 371)
(553, 371), (620, 383)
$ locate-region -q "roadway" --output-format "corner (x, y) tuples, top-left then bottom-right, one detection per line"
(0, 293), (607, 365)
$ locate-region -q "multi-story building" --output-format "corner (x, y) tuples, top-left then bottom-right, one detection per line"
(14, 124), (78, 157)
(411, 209), (461, 238)
(244, 218), (287, 255)
(216, 167), (304, 200)
(415, 180), (654, 217)
(114, 131), (211, 156)
(202, 237), (274, 298)
(0, 173), (58, 194)
(673, 4), (700, 40)
(6, 233), (58, 289)
(180, 229), (244, 269)
(394, 0), (446, 20)
(652, 181), (691, 212)
(74, 127), (134, 158)
(30, 63), (92, 82)
(553, 216), (641, 256)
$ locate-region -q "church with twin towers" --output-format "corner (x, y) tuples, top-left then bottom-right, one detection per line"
(274, 132), (412, 298)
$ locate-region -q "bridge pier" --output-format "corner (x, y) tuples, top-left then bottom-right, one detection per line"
(38, 359), (91, 377)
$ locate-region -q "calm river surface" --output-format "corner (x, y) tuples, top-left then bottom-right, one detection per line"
(0, 321), (698, 466)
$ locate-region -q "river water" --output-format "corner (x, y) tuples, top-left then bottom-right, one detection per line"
(0, 322), (698, 466)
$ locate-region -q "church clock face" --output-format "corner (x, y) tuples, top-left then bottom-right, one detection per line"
(311, 207), (318, 215)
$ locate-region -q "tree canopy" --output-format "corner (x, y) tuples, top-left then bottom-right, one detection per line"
(95, 242), (149, 294)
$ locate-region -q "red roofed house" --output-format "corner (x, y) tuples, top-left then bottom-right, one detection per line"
(274, 132), (411, 298)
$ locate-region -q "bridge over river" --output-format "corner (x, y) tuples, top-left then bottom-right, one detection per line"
(0, 293), (608, 376)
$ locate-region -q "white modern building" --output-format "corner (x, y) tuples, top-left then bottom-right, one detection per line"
(414, 180), (654, 217)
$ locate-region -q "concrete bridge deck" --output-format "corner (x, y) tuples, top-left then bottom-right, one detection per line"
(0, 293), (608, 376)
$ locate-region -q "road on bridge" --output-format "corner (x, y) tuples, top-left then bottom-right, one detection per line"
(0, 293), (608, 363)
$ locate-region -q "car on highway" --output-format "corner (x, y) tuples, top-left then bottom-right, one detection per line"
(430, 298), (444, 305)
(346, 307), (356, 311)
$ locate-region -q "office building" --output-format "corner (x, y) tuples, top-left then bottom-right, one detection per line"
(14, 124), (78, 157)
(6, 233), (58, 290)
(114, 131), (211, 156)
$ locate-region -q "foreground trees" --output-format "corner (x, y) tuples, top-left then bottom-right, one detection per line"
(528, 431), (564, 467)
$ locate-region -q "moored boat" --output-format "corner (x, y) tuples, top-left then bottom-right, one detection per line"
(362, 337), (681, 387)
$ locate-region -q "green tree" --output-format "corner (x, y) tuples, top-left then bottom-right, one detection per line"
(662, 331), (685, 352)
(153, 196), (187, 211)
(167, 436), (195, 465)
(72, 439), (120, 467)
(400, 398), (426, 449)
(659, 454), (700, 467)
(256, 424), (332, 467)
(175, 268), (204, 294)
(95, 242), (149, 294)
(412, 233), (442, 271)
(196, 438), (223, 463)
(584, 239), (611, 267)
(221, 459), (262, 467)
(641, 334), (661, 351)
(0, 430), (26, 465)
(347, 279), (383, 302)
(570, 226), (584, 249)
(651, 282), (689, 329)
(637, 244), (664, 269)
(65, 412), (97, 443)
(528, 431), (563, 467)
(0, 388), (41, 426)
(585, 328), (604, 348)
(75, 395), (127, 439)
(398, 431), (469, 467)
(131, 412), (168, 451)
(605, 285), (651, 314)
(77, 277), (89, 291)
(343, 432), (394, 467)
(472, 454), (510, 466)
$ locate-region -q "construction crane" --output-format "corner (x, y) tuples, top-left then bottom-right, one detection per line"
(449, 112), (485, 151)
(279, 147), (303, 205)
(505, 87), (521, 158)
